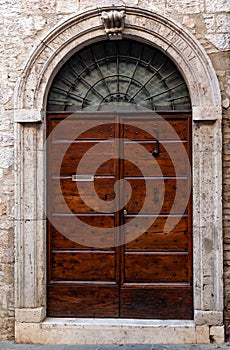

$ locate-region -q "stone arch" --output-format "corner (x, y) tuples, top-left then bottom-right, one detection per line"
(14, 7), (221, 119)
(14, 6), (223, 344)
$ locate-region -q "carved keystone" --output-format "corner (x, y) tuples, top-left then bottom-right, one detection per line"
(101, 10), (125, 40)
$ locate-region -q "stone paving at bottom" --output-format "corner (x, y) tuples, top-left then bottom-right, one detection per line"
(0, 342), (230, 350)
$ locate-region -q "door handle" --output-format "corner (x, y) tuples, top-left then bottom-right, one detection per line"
(123, 209), (128, 215)
(72, 175), (94, 182)
(151, 127), (160, 157)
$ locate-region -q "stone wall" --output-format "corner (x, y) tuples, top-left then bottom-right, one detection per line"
(0, 0), (229, 341)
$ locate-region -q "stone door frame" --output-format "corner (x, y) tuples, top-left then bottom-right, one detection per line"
(14, 6), (224, 344)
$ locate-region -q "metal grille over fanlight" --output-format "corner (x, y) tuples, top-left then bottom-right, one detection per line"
(47, 39), (191, 112)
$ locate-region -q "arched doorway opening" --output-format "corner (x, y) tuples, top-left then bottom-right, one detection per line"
(46, 38), (193, 319)
(14, 6), (223, 343)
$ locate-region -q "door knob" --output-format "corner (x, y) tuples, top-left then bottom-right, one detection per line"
(123, 209), (128, 215)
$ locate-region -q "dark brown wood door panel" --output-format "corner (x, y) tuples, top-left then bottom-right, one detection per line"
(48, 284), (119, 318)
(51, 142), (115, 177)
(120, 287), (193, 319)
(124, 216), (189, 251)
(123, 178), (189, 214)
(47, 113), (193, 319)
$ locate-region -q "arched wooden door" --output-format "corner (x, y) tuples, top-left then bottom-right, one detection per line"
(46, 39), (193, 319)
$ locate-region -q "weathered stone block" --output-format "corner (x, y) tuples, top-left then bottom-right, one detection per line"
(3, 16), (34, 37)
(0, 317), (14, 340)
(206, 33), (230, 51)
(0, 230), (14, 263)
(204, 14), (215, 33)
(33, 15), (47, 31)
(0, 133), (14, 147)
(15, 307), (46, 323)
(138, 0), (166, 11)
(0, 81), (13, 105)
(0, 148), (13, 169)
(14, 109), (44, 123)
(195, 325), (210, 344)
(182, 15), (196, 29)
(0, 264), (14, 286)
(206, 0), (230, 13)
(0, 119), (10, 132)
(216, 14), (230, 33)
(210, 325), (225, 343)
(166, 0), (204, 14)
(24, 0), (56, 13)
(15, 320), (197, 344)
(0, 0), (22, 16)
(57, 0), (79, 13)
(195, 311), (223, 326)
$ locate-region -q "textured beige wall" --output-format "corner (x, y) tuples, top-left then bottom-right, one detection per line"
(0, 0), (229, 340)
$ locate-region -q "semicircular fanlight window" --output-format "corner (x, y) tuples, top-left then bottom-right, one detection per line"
(47, 39), (191, 112)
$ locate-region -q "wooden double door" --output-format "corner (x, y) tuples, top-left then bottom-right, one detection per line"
(47, 112), (193, 319)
